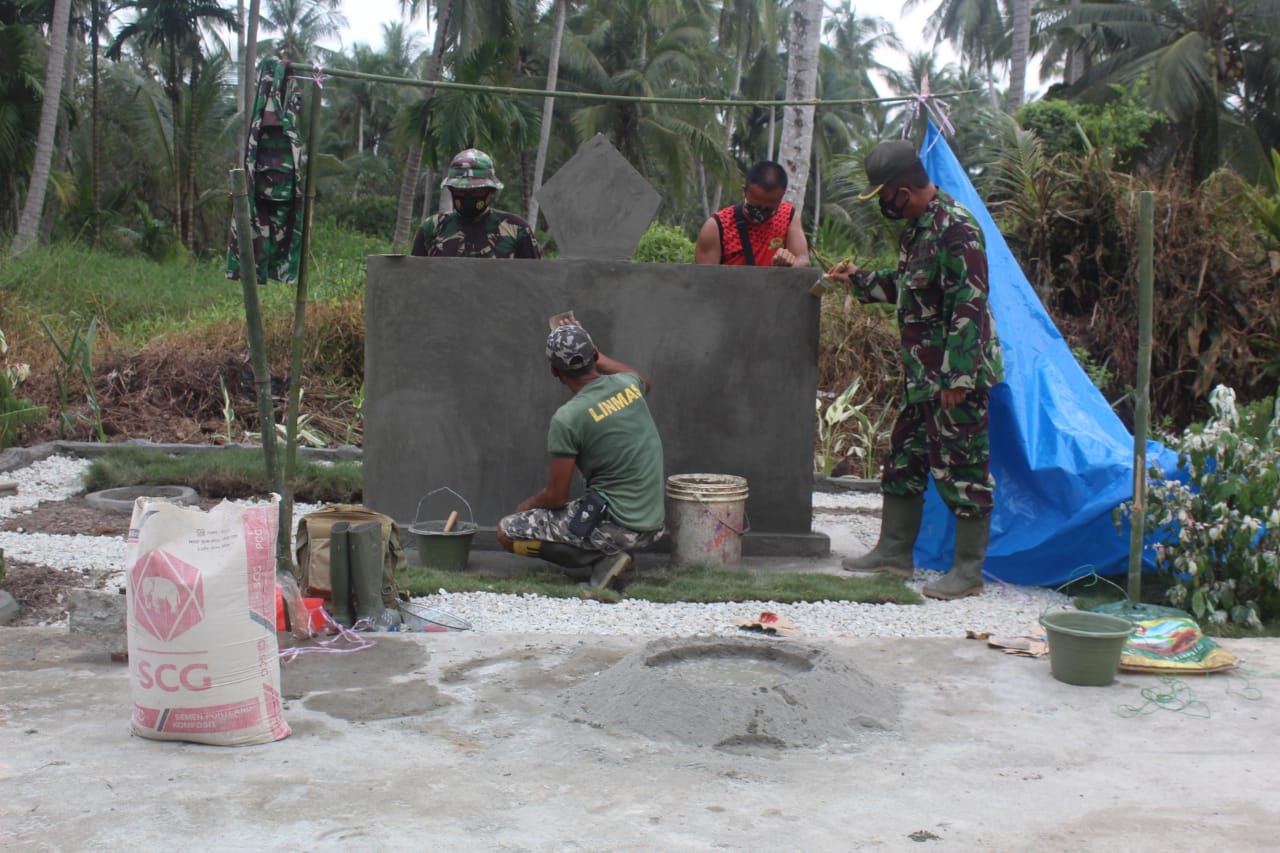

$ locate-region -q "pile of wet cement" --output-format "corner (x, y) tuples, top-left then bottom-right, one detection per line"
(560, 635), (898, 752)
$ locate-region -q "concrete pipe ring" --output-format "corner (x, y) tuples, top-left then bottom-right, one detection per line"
(84, 485), (199, 514)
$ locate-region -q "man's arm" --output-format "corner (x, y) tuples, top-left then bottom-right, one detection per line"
(938, 222), (992, 407)
(410, 216), (434, 256)
(771, 209), (810, 267)
(515, 455), (577, 512)
(694, 217), (722, 264)
(596, 351), (652, 395)
(823, 262), (898, 304)
(516, 221), (541, 259)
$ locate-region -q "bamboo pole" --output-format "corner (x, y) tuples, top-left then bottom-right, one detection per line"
(229, 168), (282, 503)
(276, 81), (323, 576)
(1128, 191), (1154, 602)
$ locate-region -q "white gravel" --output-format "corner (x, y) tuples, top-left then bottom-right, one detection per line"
(1, 454), (1068, 637)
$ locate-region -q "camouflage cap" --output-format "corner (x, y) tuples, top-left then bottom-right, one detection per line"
(858, 140), (923, 199)
(546, 325), (597, 372)
(442, 148), (504, 191)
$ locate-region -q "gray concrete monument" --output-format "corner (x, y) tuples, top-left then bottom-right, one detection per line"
(535, 134), (662, 260)
(364, 136), (827, 556)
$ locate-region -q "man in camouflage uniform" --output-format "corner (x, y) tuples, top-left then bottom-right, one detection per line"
(825, 140), (1003, 600)
(495, 323), (665, 591)
(411, 148), (540, 258)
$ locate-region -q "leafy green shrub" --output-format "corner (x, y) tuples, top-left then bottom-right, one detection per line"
(1016, 84), (1165, 168)
(1122, 385), (1280, 628)
(815, 378), (893, 478)
(632, 222), (694, 263)
(321, 194), (398, 240)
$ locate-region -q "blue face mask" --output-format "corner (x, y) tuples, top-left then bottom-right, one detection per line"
(878, 188), (910, 220)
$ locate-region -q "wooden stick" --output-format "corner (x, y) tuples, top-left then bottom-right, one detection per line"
(443, 510), (459, 532)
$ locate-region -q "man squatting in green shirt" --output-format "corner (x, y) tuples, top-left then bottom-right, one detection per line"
(825, 140), (1004, 600)
(497, 323), (666, 591)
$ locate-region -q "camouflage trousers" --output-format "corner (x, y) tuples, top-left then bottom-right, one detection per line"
(499, 496), (665, 555)
(880, 390), (994, 518)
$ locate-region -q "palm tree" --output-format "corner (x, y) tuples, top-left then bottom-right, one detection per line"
(1008, 0), (1031, 109)
(106, 0), (238, 248)
(808, 8), (898, 227)
(709, 0), (779, 209)
(558, 0), (731, 211)
(906, 0), (1007, 90)
(777, 0), (823, 209)
(11, 0), (73, 256)
(1041, 0), (1280, 181)
(0, 21), (44, 233)
(261, 0), (346, 63)
(528, 0), (569, 227)
(391, 0), (455, 249)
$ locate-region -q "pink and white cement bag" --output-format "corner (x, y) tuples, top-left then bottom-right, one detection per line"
(124, 497), (290, 746)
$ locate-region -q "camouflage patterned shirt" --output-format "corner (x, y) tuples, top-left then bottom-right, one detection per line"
(411, 209), (541, 259)
(850, 190), (1002, 405)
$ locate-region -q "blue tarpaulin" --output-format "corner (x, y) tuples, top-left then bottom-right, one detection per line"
(911, 125), (1179, 585)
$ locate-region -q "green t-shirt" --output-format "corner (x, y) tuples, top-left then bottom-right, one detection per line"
(548, 373), (665, 531)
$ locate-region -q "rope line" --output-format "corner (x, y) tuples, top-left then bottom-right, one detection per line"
(288, 63), (980, 109)
(1116, 676), (1212, 718)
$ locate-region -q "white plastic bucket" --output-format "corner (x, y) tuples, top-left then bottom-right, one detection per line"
(665, 473), (750, 568)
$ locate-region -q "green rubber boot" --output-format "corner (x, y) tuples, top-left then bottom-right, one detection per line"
(326, 522), (354, 628)
(348, 520), (391, 629)
(536, 542), (633, 590)
(535, 541), (606, 583)
(840, 494), (923, 578)
(923, 514), (990, 600)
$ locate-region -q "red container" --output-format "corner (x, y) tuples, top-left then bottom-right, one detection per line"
(275, 587), (325, 632)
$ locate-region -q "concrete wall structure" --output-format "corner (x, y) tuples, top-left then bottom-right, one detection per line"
(363, 256), (828, 554)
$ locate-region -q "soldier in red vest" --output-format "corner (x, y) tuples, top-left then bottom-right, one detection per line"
(694, 161), (810, 267)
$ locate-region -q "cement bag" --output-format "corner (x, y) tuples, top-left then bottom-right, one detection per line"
(125, 496), (290, 746)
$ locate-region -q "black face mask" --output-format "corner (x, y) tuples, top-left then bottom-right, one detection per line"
(878, 188), (910, 220)
(454, 194), (490, 220)
(742, 202), (776, 224)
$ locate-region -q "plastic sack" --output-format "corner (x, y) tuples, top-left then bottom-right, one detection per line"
(124, 496), (290, 746)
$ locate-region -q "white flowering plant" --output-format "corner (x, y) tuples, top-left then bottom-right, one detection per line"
(1, 328), (48, 450)
(1121, 385), (1280, 628)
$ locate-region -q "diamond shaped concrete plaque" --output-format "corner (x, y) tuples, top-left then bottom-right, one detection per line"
(536, 134), (661, 260)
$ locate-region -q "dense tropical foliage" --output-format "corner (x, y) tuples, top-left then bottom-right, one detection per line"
(2, 0), (1279, 433)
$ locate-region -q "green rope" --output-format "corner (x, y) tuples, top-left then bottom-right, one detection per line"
(290, 63), (979, 109)
(1115, 676), (1212, 718)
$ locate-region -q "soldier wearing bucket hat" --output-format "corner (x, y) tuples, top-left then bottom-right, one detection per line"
(496, 321), (666, 590)
(411, 148), (541, 258)
(824, 139), (1003, 600)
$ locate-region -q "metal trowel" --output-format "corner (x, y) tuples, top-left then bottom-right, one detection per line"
(548, 310), (578, 329)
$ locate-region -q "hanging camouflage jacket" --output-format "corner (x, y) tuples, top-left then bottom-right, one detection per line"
(226, 57), (306, 284)
(411, 209), (541, 259)
(849, 190), (1003, 405)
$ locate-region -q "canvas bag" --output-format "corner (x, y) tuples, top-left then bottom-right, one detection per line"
(294, 504), (408, 608)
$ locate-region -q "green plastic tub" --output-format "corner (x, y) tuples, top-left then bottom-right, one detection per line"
(1039, 610), (1136, 687)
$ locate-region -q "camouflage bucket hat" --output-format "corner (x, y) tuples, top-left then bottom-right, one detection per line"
(442, 148), (504, 191)
(546, 325), (596, 372)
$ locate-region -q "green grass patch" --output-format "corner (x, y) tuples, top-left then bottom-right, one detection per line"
(0, 243), (239, 347)
(0, 221), (388, 351)
(404, 562), (923, 605)
(83, 445), (362, 503)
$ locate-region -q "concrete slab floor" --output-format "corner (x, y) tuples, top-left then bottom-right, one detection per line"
(2, 627), (1277, 851)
